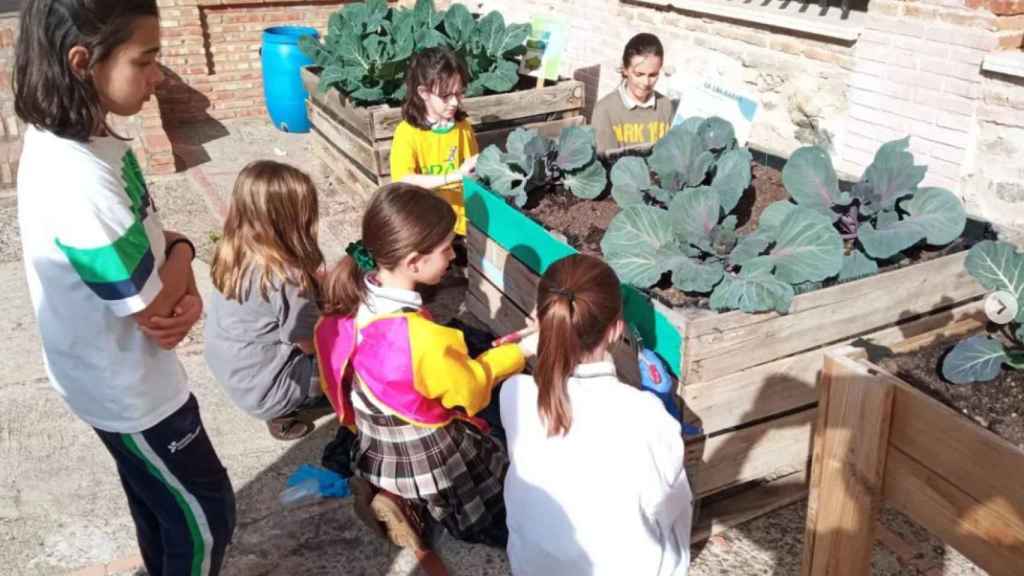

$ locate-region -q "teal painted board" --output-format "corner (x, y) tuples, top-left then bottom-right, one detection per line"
(464, 177), (575, 274)
(464, 177), (684, 376)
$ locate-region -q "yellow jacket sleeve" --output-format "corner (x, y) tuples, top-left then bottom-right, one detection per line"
(390, 121), (419, 181)
(408, 315), (526, 416)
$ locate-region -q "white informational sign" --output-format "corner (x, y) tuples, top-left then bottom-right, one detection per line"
(670, 78), (760, 147)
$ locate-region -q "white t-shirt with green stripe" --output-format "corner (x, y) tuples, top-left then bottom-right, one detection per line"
(18, 126), (189, 433)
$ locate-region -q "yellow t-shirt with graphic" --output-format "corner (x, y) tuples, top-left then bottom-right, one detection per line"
(390, 119), (479, 236)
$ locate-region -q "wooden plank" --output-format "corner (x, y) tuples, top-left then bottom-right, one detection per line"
(884, 446), (1024, 576)
(693, 469), (809, 543)
(302, 67), (378, 143)
(373, 116), (586, 179)
(686, 300), (985, 437)
(467, 264), (643, 386)
(466, 218), (684, 375)
(370, 79), (585, 139)
(681, 350), (819, 437)
(801, 352), (834, 576)
(310, 132), (381, 203)
(887, 374), (1024, 525)
(682, 250), (985, 383)
(309, 103), (381, 175)
(475, 115), (585, 150)
(802, 353), (895, 576)
(467, 225), (542, 311)
(466, 265), (531, 338)
(694, 407), (815, 497)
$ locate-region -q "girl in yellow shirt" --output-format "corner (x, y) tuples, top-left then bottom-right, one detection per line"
(390, 47), (479, 236)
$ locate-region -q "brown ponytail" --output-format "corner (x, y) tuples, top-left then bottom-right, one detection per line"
(320, 254), (367, 317)
(320, 183), (456, 317)
(535, 254), (622, 436)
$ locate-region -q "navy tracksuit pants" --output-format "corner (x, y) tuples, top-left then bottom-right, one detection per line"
(94, 394), (236, 576)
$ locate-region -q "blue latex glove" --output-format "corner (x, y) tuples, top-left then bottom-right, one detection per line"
(638, 348), (703, 437)
(286, 464), (351, 498)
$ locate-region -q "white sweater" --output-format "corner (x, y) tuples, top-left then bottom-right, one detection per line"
(500, 361), (693, 575)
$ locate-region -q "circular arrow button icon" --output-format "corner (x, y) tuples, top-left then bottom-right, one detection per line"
(985, 290), (1018, 325)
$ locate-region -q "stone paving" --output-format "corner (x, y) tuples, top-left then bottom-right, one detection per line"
(0, 117), (989, 575)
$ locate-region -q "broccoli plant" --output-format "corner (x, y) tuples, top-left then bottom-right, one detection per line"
(608, 116), (753, 215)
(780, 137), (967, 282)
(474, 126), (608, 207)
(601, 183), (844, 314)
(300, 0), (530, 106)
(942, 241), (1024, 384)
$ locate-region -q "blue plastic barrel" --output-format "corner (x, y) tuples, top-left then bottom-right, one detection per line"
(261, 26), (318, 133)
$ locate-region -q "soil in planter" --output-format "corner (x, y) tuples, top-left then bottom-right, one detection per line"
(877, 331), (1024, 449)
(523, 163), (789, 259)
(516, 161), (986, 311)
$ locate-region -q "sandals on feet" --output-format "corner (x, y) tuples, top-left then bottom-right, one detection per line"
(266, 416), (314, 441)
(266, 397), (335, 441)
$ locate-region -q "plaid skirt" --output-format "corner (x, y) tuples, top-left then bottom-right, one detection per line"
(351, 386), (508, 544)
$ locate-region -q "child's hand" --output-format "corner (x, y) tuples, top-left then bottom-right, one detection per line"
(141, 293), (203, 349)
(459, 154), (478, 177)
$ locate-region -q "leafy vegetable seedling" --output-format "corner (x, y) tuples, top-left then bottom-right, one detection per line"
(474, 125), (608, 207)
(943, 240), (1024, 384)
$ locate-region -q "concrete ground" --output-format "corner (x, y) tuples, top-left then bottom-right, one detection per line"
(0, 117), (988, 575)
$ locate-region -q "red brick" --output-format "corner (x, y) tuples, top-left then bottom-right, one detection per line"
(997, 14), (1024, 30)
(998, 30), (1024, 48)
(989, 0), (1024, 15)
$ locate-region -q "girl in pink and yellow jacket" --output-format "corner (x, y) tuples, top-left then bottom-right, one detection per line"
(314, 183), (537, 557)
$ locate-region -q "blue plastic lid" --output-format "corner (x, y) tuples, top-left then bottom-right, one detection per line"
(262, 26), (319, 45)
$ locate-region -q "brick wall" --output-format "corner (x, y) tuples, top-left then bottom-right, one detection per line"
(467, 0), (856, 153)
(838, 0), (1022, 190)
(455, 0), (1024, 227)
(0, 13), (172, 183)
(0, 15), (21, 188)
(155, 0), (342, 126)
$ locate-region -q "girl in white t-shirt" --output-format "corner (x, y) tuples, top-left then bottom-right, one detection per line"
(15, 2), (234, 574)
(500, 254), (693, 575)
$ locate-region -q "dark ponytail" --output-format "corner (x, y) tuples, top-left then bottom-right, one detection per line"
(534, 254), (622, 437)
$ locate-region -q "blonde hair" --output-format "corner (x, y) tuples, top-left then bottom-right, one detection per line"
(211, 160), (324, 302)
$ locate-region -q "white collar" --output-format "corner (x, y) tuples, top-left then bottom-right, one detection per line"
(618, 83), (656, 110)
(570, 360), (619, 380)
(363, 275), (422, 315)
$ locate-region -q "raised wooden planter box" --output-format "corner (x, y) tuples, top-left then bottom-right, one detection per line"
(463, 177), (987, 536)
(301, 67), (585, 201)
(802, 307), (1024, 576)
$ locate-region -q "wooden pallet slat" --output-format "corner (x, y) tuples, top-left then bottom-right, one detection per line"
(803, 353), (895, 576)
(680, 250), (983, 383)
(804, 320), (1024, 576)
(884, 447), (1024, 576)
(303, 67), (584, 143)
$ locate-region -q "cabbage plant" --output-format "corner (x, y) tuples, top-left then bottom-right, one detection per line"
(608, 117), (752, 213)
(601, 190), (844, 314)
(300, 0), (530, 105)
(942, 241), (1024, 384)
(475, 126), (608, 207)
(781, 137), (966, 282)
